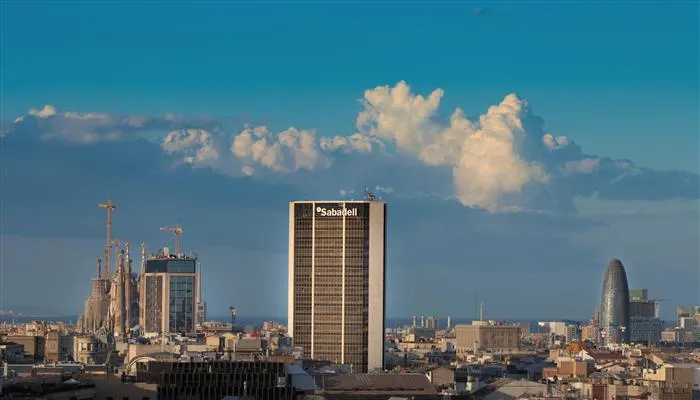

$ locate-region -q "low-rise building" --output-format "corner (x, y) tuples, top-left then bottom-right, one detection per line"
(74, 335), (109, 364)
(644, 363), (700, 393)
(5, 335), (45, 362)
(543, 358), (594, 380)
(455, 322), (520, 355)
(45, 331), (74, 362)
(0, 342), (25, 362)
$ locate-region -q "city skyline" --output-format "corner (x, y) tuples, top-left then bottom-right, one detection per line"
(1, 2), (698, 321)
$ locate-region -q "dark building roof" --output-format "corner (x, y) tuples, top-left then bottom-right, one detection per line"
(586, 351), (627, 361)
(317, 374), (438, 396)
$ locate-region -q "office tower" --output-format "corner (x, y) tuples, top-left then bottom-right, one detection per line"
(629, 288), (662, 344)
(447, 316), (453, 329)
(425, 316), (439, 330)
(600, 259), (630, 345)
(140, 247), (199, 336)
(288, 200), (386, 373)
(630, 288), (648, 301)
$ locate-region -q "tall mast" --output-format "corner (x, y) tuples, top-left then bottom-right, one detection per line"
(98, 199), (117, 277)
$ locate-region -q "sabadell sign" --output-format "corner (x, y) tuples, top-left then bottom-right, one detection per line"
(316, 207), (357, 217)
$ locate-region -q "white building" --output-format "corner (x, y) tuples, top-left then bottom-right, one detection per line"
(288, 200), (386, 373)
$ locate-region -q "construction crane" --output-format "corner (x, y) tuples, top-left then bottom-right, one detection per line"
(98, 199), (117, 277)
(160, 224), (184, 255)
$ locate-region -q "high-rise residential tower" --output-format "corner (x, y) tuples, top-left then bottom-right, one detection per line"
(288, 200), (386, 373)
(600, 259), (631, 345)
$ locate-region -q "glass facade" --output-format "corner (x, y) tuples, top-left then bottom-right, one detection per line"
(600, 259), (631, 345)
(292, 202), (374, 372)
(169, 276), (195, 333)
(630, 300), (656, 318)
(146, 259), (196, 274)
(630, 316), (662, 344)
(142, 257), (198, 335)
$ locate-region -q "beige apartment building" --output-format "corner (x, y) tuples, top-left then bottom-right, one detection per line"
(644, 363), (699, 398)
(455, 322), (520, 354)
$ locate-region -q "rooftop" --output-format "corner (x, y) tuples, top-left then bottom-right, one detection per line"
(316, 373), (438, 396)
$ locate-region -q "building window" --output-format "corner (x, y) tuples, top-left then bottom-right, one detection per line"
(169, 276), (194, 333)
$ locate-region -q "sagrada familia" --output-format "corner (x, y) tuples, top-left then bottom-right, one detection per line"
(77, 199), (142, 339)
(78, 242), (142, 338)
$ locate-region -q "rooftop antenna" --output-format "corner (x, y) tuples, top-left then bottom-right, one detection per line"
(363, 186), (377, 201)
(160, 224), (184, 255)
(98, 199), (116, 277)
(480, 301), (485, 322)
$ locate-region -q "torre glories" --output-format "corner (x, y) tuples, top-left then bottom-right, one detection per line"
(600, 259), (631, 346)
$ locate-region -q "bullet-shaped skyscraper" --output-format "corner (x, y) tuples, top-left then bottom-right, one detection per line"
(288, 200), (386, 373)
(600, 258), (631, 345)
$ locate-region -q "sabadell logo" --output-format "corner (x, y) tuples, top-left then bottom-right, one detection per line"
(316, 207), (358, 217)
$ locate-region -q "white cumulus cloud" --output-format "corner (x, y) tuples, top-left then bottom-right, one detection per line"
(231, 126), (329, 174)
(355, 81), (551, 211)
(162, 129), (219, 164)
(29, 105), (58, 118)
(6, 83), (696, 212)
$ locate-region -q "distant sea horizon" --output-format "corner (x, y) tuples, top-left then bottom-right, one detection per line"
(1, 312), (681, 334)
(2, 315), (675, 331)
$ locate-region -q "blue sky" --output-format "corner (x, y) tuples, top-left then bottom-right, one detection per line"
(1, 1), (698, 321)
